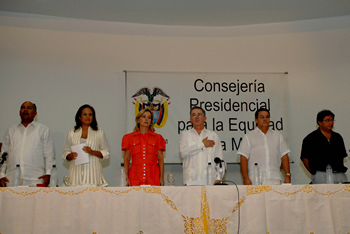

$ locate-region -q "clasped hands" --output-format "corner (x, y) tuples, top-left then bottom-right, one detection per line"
(66, 146), (93, 161)
(202, 137), (215, 148)
(0, 174), (50, 187)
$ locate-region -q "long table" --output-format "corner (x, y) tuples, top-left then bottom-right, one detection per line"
(1, 184), (350, 233)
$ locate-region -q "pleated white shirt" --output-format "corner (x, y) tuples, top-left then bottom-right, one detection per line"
(62, 127), (109, 187)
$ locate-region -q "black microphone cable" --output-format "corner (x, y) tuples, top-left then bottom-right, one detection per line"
(223, 180), (240, 234)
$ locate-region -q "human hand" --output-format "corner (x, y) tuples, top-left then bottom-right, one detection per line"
(202, 137), (215, 148)
(0, 177), (9, 187)
(38, 175), (51, 187)
(284, 175), (291, 184)
(213, 179), (221, 185)
(66, 152), (78, 161)
(159, 178), (165, 186)
(243, 177), (252, 185)
(83, 146), (93, 155)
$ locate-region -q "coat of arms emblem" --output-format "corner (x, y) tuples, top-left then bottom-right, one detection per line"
(132, 87), (171, 128)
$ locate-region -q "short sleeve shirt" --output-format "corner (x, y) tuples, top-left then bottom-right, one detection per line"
(122, 129), (165, 186)
(237, 128), (290, 180)
(300, 128), (347, 174)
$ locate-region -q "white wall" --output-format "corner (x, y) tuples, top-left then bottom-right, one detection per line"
(1, 11), (350, 186)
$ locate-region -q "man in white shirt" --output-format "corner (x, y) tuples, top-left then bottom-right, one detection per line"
(238, 108), (291, 185)
(0, 101), (55, 187)
(179, 106), (224, 185)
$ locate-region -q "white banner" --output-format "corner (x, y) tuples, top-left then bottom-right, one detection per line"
(126, 72), (288, 163)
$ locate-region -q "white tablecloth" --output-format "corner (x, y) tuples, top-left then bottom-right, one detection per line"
(1, 184), (350, 233)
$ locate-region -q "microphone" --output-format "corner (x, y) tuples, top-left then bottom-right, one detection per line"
(214, 157), (222, 166)
(0, 152), (8, 167)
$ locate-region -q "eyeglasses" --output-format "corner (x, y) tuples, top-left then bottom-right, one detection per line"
(191, 114), (203, 118)
(323, 119), (335, 123)
(258, 116), (270, 119)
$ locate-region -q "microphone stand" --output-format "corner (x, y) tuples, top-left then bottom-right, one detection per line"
(215, 160), (227, 185)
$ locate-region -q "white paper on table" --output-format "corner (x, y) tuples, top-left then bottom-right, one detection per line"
(71, 143), (90, 166)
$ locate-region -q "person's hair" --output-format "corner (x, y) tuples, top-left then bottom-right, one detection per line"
(20, 101), (37, 112)
(74, 104), (98, 131)
(133, 108), (155, 132)
(316, 109), (335, 126)
(255, 108), (270, 119)
(190, 106), (206, 117)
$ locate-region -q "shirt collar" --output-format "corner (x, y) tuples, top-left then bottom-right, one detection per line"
(317, 127), (333, 136)
(190, 127), (208, 135)
(18, 121), (36, 128)
(133, 129), (155, 136)
(254, 127), (272, 134)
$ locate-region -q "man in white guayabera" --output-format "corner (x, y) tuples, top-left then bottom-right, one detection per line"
(180, 106), (224, 185)
(238, 108), (291, 185)
(0, 101), (55, 187)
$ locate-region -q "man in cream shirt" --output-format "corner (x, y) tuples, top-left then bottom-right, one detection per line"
(0, 101), (55, 187)
(180, 106), (224, 185)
